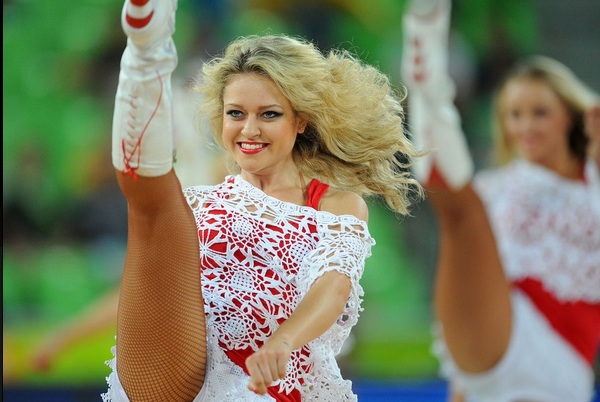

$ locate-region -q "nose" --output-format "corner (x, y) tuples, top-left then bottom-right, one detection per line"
(508, 114), (533, 135)
(518, 116), (536, 134)
(241, 116), (260, 138)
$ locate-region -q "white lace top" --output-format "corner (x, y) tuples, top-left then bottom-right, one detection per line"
(183, 175), (375, 400)
(474, 160), (600, 303)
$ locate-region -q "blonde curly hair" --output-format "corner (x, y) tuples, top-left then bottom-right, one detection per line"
(194, 34), (423, 215)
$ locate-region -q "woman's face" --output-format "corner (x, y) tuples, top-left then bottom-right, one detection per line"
(221, 73), (306, 176)
(501, 77), (574, 169)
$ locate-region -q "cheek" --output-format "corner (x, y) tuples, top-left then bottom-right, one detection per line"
(221, 124), (237, 150)
(555, 117), (573, 141)
(540, 115), (571, 146)
(222, 120), (237, 137)
(503, 118), (520, 141)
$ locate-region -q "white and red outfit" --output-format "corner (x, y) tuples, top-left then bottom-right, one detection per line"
(186, 175), (373, 401)
(105, 176), (374, 401)
(434, 159), (600, 402)
(105, 0), (375, 400)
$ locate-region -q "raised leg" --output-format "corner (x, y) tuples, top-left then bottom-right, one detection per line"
(402, 0), (511, 373)
(427, 185), (512, 372)
(111, 1), (206, 400)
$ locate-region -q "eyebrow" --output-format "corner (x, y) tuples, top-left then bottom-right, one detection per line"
(224, 103), (284, 110)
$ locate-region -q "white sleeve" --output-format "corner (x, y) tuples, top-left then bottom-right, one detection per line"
(296, 214), (374, 329)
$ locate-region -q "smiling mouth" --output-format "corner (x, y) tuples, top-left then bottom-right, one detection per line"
(239, 142), (266, 150)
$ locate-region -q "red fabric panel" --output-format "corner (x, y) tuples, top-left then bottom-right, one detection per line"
(514, 277), (600, 365)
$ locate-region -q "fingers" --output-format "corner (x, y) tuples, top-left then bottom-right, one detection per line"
(246, 343), (291, 395)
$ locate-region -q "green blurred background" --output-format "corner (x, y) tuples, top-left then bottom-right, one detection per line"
(3, 0), (600, 400)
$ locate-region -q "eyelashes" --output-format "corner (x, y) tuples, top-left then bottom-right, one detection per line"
(262, 111), (282, 119)
(226, 110), (244, 118)
(225, 110), (283, 119)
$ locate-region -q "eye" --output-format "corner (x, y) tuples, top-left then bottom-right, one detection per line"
(533, 107), (548, 118)
(262, 110), (282, 119)
(507, 109), (520, 120)
(226, 109), (244, 118)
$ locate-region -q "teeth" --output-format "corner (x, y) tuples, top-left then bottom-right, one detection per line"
(240, 143), (265, 150)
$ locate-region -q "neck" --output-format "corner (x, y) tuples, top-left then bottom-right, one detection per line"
(535, 155), (584, 181)
(240, 168), (307, 204)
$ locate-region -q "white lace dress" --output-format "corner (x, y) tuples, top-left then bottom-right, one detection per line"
(434, 159), (600, 402)
(104, 175), (374, 401)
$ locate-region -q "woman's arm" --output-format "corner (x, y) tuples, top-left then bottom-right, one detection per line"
(245, 190), (369, 395)
(245, 270), (352, 394)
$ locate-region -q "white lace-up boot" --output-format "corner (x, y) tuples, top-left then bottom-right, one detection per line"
(112, 0), (178, 178)
(402, 0), (473, 190)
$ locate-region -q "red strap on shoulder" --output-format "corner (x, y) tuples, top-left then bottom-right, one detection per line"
(306, 179), (329, 210)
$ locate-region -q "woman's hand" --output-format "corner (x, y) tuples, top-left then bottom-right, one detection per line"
(244, 270), (352, 395)
(246, 337), (292, 395)
(585, 104), (600, 167)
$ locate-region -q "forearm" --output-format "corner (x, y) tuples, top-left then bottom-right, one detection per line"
(245, 270), (352, 394)
(271, 270), (351, 350)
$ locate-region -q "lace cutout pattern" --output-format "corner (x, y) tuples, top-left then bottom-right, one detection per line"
(475, 160), (600, 302)
(195, 331), (275, 401)
(102, 346), (121, 402)
(184, 176), (374, 399)
(102, 345), (136, 402)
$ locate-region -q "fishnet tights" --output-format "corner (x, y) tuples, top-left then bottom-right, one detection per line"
(116, 170), (206, 401)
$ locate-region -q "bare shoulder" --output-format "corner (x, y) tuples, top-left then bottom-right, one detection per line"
(319, 188), (369, 223)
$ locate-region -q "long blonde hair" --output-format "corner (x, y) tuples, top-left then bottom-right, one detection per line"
(492, 55), (598, 165)
(194, 34), (423, 215)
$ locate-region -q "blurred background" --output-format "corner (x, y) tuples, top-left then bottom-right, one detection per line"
(3, 0), (600, 401)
